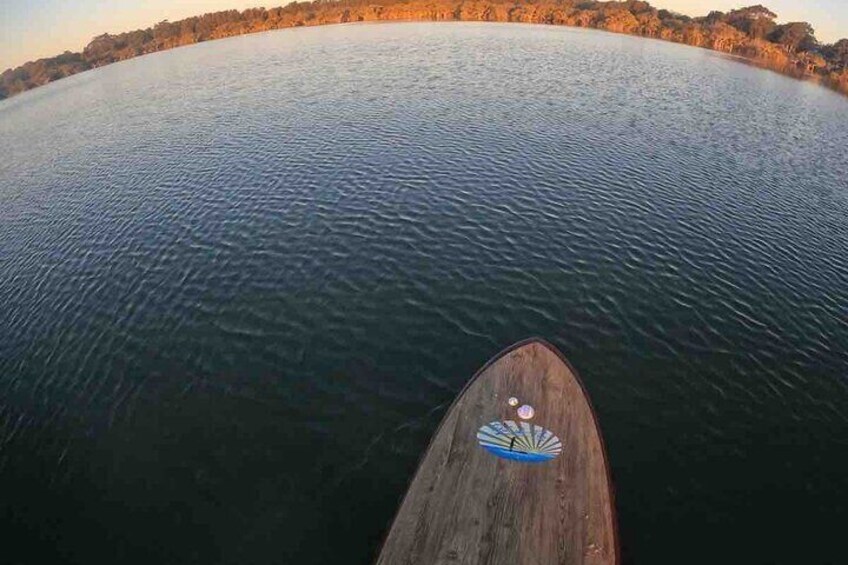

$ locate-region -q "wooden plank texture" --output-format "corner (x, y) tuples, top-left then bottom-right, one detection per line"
(376, 338), (618, 565)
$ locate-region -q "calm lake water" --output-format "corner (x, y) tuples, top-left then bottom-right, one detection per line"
(1, 22), (847, 564)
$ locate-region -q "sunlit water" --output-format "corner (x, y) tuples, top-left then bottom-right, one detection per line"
(1, 22), (847, 564)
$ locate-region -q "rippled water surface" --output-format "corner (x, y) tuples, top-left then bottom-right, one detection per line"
(2, 22), (847, 564)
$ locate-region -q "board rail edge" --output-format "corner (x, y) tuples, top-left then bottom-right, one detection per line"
(373, 336), (621, 565)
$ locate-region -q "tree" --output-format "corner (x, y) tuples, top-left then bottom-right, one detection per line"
(153, 20), (180, 41)
(702, 11), (726, 25)
(729, 5), (777, 20)
(823, 39), (848, 70)
(681, 22), (705, 47)
(657, 9), (685, 22)
(727, 5), (777, 40)
(600, 5), (640, 33)
(83, 34), (119, 63)
(769, 22), (818, 54)
(709, 22), (747, 53)
(623, 1), (653, 15)
(800, 52), (826, 74)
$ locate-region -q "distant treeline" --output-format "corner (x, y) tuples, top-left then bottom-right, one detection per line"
(3, 1), (848, 99)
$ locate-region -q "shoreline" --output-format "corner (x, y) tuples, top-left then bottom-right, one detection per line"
(2, 1), (847, 101)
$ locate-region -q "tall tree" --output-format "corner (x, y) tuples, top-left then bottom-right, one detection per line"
(702, 11), (726, 25)
(727, 5), (777, 40)
(824, 39), (848, 70)
(769, 22), (817, 54)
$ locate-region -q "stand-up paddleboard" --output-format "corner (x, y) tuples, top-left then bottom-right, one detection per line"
(376, 338), (619, 565)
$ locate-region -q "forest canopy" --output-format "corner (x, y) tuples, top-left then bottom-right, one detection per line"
(2, 0), (847, 99)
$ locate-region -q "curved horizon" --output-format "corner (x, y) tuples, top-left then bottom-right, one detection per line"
(3, 0), (848, 102)
(1, 0), (847, 71)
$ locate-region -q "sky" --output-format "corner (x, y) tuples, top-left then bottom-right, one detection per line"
(1, 0), (846, 70)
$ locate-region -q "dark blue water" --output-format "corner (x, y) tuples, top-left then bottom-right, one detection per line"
(1, 22), (847, 564)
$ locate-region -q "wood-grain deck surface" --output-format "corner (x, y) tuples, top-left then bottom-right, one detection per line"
(376, 338), (618, 565)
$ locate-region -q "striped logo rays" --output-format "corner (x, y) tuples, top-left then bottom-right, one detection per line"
(476, 420), (562, 463)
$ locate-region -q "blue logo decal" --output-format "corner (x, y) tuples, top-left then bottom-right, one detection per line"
(476, 420), (561, 464)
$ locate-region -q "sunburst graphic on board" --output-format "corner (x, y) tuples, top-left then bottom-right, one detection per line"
(476, 419), (562, 463)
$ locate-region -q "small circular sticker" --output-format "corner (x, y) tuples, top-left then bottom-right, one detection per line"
(476, 420), (562, 463)
(517, 404), (535, 420)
